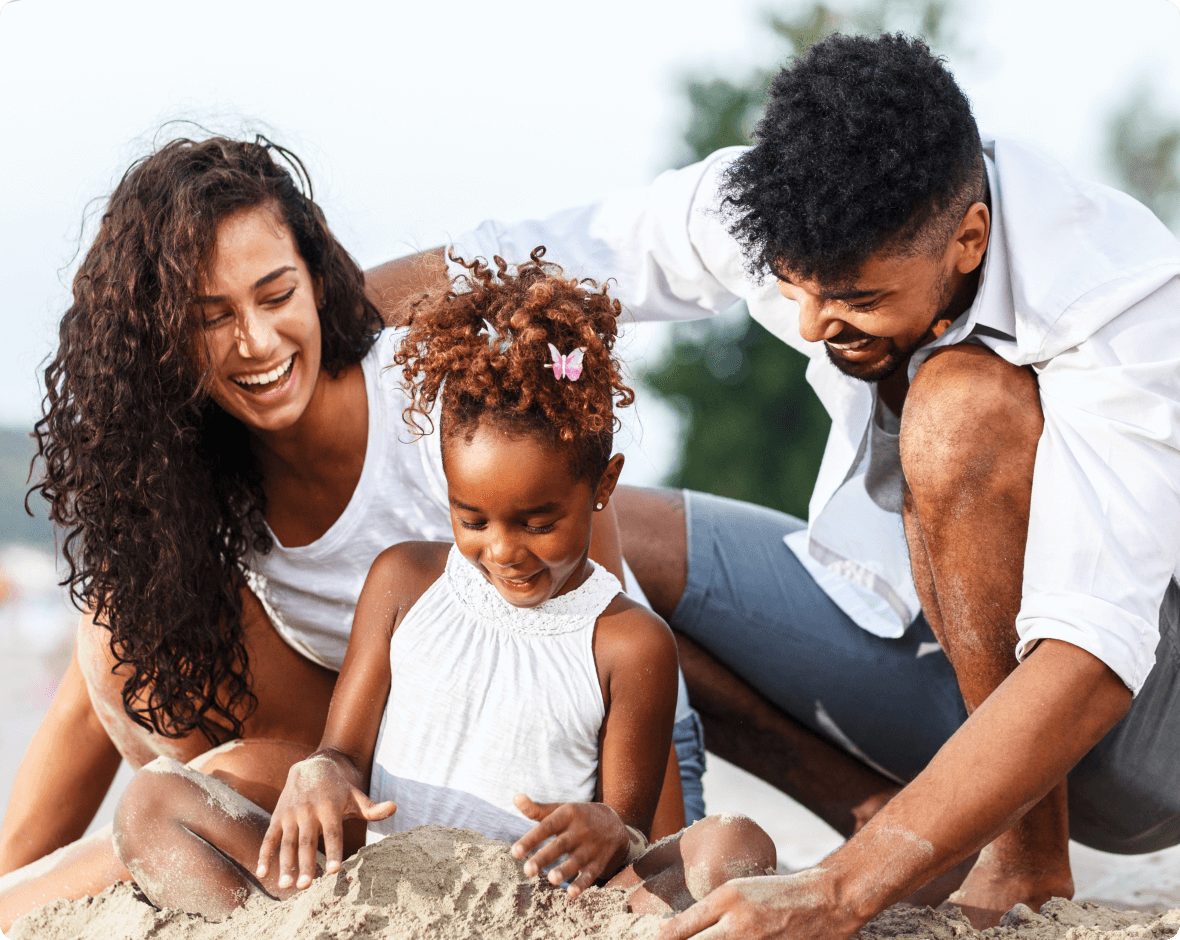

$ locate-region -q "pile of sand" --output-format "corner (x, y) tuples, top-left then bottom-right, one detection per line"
(8, 826), (661, 940)
(858, 899), (1180, 940)
(10, 825), (1180, 940)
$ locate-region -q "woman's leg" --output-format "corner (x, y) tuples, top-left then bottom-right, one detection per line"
(113, 756), (302, 918)
(608, 814), (777, 914)
(0, 586), (338, 928)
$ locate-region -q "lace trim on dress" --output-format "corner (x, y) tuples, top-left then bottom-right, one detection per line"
(444, 545), (622, 636)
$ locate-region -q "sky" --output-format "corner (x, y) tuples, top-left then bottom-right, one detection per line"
(1, 0), (1178, 486)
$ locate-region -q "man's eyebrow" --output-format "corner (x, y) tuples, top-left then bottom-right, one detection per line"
(195, 265), (296, 303)
(820, 286), (881, 301)
(773, 272), (880, 302)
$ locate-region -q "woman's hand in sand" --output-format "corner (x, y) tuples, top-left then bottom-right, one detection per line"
(256, 752), (396, 891)
(510, 794), (630, 897)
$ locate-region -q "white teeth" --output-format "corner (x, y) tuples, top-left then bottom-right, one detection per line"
(233, 355), (293, 387)
(829, 338), (873, 351)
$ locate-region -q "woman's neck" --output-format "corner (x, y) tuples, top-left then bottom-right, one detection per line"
(250, 362), (369, 547)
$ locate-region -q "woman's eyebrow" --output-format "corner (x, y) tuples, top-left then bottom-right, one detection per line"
(196, 266), (297, 303)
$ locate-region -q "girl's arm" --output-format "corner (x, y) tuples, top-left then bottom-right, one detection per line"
(256, 542), (448, 889)
(512, 599), (679, 895)
(0, 649), (122, 873)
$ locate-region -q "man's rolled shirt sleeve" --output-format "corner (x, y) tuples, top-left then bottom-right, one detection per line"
(1016, 279), (1180, 695)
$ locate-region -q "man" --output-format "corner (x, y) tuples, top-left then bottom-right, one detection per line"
(370, 33), (1180, 940)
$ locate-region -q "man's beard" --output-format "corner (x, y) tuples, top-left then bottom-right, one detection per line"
(823, 275), (957, 384)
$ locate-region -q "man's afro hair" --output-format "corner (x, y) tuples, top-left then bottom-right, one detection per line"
(722, 32), (983, 285)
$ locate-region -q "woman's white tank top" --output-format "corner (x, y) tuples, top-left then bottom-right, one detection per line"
(366, 545), (621, 846)
(243, 329), (453, 671)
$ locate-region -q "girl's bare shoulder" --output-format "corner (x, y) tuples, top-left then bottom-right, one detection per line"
(594, 594), (678, 669)
(363, 541), (451, 624)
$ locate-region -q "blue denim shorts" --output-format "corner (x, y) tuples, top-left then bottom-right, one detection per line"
(673, 710), (706, 824)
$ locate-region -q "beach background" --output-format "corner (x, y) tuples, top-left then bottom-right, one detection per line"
(2, 0), (1180, 915)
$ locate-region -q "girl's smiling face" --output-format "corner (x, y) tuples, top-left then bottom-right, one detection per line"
(444, 421), (624, 608)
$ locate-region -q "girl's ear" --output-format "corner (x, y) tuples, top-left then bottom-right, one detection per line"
(593, 453), (626, 510)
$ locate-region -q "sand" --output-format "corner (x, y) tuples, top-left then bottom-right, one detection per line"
(7, 826), (662, 940)
(858, 898), (1180, 940)
(9, 826), (1180, 940)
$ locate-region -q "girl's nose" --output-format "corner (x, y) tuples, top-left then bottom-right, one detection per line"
(485, 529), (527, 570)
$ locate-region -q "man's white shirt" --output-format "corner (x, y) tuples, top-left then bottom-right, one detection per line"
(450, 137), (1180, 695)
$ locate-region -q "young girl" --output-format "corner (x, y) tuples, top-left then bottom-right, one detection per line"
(109, 250), (774, 918)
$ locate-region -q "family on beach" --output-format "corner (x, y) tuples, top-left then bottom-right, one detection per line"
(3, 32), (1180, 940)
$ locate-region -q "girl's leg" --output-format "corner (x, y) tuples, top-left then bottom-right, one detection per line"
(608, 814), (777, 914)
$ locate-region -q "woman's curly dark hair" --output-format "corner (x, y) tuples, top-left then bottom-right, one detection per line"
(33, 136), (382, 743)
(722, 32), (985, 285)
(395, 248), (634, 481)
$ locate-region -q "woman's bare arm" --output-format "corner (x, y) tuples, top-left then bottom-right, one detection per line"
(0, 647), (122, 874)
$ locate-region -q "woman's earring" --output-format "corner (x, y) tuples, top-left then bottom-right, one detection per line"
(595, 502), (604, 511)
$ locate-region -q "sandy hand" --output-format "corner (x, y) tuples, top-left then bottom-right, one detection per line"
(510, 793), (629, 897)
(256, 753), (396, 890)
(657, 872), (858, 940)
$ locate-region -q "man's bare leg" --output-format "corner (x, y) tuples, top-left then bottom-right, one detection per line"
(612, 485), (975, 905)
(900, 344), (1068, 926)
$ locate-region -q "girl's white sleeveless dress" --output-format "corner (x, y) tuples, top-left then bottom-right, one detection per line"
(366, 545), (622, 845)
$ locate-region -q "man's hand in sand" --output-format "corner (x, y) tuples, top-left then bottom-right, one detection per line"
(657, 871), (852, 940)
(256, 752), (396, 890)
(511, 793), (630, 897)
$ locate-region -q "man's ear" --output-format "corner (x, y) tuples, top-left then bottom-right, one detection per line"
(952, 202), (990, 275)
(594, 453), (626, 509)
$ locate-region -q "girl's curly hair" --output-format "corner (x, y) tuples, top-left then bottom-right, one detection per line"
(33, 136), (382, 744)
(395, 248), (634, 481)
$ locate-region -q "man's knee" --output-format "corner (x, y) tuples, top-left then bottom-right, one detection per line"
(901, 345), (1043, 501)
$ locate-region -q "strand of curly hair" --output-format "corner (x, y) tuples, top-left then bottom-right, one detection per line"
(31, 137), (382, 744)
(395, 247), (635, 481)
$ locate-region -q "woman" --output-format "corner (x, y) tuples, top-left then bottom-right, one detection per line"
(0, 136), (694, 928)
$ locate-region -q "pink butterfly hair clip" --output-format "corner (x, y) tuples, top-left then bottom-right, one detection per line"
(546, 344), (586, 381)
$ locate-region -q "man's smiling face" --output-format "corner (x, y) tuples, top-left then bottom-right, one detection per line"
(775, 251), (956, 383)
(774, 201), (991, 384)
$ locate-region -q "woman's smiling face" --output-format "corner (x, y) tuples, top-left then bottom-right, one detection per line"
(196, 205), (323, 435)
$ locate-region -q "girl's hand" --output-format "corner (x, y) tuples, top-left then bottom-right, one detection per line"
(255, 754), (396, 890)
(510, 793), (630, 897)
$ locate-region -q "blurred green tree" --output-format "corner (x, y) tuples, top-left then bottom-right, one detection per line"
(645, 1), (958, 519)
(1105, 86), (1180, 230)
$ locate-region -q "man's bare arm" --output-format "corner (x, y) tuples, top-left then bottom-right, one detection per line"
(364, 247), (447, 326)
(658, 639), (1132, 940)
